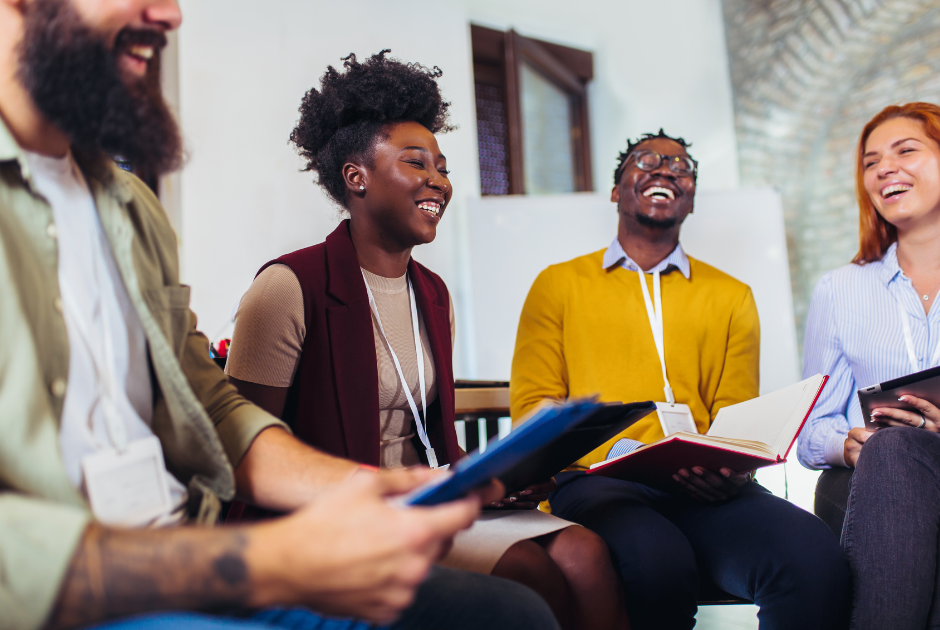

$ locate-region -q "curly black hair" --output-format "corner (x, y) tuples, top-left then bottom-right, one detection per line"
(613, 128), (695, 185)
(290, 50), (453, 206)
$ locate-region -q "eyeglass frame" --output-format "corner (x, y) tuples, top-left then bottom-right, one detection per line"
(620, 149), (698, 179)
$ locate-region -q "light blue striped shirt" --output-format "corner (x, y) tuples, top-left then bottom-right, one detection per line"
(798, 242), (940, 469)
(602, 238), (691, 278)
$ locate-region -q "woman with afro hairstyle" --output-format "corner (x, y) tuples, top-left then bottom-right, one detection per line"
(224, 51), (629, 630)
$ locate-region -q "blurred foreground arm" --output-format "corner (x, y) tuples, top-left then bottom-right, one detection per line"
(47, 468), (482, 629)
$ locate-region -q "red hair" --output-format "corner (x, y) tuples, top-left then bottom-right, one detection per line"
(853, 102), (940, 264)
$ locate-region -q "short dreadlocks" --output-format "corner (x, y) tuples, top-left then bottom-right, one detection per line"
(613, 128), (695, 185)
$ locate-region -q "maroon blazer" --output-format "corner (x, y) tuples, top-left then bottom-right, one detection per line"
(258, 220), (460, 467)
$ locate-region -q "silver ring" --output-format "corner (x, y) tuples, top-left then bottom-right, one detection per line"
(918, 412), (927, 429)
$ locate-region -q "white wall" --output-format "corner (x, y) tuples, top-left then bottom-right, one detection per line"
(173, 0), (740, 366)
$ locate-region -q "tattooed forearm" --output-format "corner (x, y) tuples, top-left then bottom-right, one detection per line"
(46, 523), (253, 630)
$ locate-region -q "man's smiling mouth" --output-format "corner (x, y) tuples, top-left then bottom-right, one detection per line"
(126, 45), (155, 61)
(642, 186), (675, 201)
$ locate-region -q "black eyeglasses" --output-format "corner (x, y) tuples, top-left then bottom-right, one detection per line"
(626, 150), (698, 178)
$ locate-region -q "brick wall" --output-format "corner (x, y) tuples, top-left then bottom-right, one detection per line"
(722, 0), (940, 351)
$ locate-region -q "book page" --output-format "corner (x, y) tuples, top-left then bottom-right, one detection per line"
(706, 375), (825, 457)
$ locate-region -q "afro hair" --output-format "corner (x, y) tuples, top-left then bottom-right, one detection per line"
(613, 128), (696, 185)
(290, 49), (454, 206)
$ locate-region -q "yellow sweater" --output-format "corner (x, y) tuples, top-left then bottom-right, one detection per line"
(510, 249), (760, 471)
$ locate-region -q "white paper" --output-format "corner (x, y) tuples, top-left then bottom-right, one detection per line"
(706, 374), (825, 457)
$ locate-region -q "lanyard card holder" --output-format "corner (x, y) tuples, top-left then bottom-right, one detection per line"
(82, 435), (174, 527)
(655, 402), (697, 436)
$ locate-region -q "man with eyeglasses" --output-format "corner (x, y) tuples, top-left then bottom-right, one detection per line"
(510, 130), (850, 629)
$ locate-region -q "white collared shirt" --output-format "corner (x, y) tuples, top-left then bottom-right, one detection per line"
(23, 151), (187, 518)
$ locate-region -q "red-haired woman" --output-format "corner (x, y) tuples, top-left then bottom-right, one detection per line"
(799, 102), (940, 629)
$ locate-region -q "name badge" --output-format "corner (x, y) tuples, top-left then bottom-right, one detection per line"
(81, 435), (174, 527)
(655, 402), (697, 436)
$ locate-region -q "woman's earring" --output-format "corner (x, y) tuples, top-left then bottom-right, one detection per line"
(359, 185), (365, 191)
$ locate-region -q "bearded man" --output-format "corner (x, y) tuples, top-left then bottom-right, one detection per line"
(0, 2), (560, 630)
(510, 130), (852, 630)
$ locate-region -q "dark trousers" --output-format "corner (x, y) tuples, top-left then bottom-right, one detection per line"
(549, 472), (850, 630)
(843, 427), (940, 630)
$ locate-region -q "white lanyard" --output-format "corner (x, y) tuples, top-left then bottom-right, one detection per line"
(362, 272), (439, 468)
(896, 299), (940, 374)
(638, 269), (675, 404)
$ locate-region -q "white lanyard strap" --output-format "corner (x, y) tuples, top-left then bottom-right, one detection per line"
(362, 271), (439, 468)
(896, 300), (940, 374)
(638, 270), (675, 404)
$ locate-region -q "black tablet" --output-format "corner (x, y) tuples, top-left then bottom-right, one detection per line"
(403, 399), (656, 507)
(857, 364), (940, 429)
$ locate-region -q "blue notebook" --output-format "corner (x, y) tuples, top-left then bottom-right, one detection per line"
(403, 398), (656, 506)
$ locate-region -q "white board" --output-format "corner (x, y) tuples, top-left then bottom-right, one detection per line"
(465, 188), (799, 393)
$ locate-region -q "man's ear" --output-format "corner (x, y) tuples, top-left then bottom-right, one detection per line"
(610, 184), (620, 204)
(342, 162), (367, 195)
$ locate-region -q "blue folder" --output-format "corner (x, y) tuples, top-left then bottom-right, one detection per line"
(404, 398), (656, 506)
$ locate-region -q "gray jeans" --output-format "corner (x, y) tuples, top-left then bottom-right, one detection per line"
(843, 427), (940, 630)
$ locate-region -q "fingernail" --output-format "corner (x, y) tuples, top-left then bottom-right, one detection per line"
(508, 496), (517, 502)
(871, 411), (882, 417)
(490, 502), (501, 507)
(672, 475), (682, 483)
(899, 396), (909, 402)
(519, 490), (532, 495)
(692, 467), (704, 475)
(679, 470), (690, 478)
(721, 469), (731, 477)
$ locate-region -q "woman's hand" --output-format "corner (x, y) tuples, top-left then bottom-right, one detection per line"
(871, 395), (940, 432)
(843, 427), (873, 467)
(672, 467), (750, 502)
(488, 478), (557, 510)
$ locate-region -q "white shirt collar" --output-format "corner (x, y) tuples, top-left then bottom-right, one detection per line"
(602, 238), (690, 278)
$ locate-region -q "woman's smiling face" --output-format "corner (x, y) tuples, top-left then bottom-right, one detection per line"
(863, 117), (940, 230)
(356, 121), (452, 249)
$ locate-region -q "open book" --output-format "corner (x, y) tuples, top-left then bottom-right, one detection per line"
(587, 374), (828, 488)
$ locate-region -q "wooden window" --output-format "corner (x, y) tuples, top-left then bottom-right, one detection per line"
(471, 25), (593, 195)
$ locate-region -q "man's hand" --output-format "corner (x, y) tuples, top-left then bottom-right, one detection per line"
(843, 427), (873, 467)
(248, 467), (483, 624)
(487, 478), (556, 510)
(672, 467), (749, 502)
(48, 468), (483, 629)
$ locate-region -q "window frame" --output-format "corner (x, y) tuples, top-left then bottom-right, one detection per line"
(471, 25), (594, 195)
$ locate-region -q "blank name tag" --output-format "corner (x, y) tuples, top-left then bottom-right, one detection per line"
(82, 436), (173, 527)
(655, 402), (697, 436)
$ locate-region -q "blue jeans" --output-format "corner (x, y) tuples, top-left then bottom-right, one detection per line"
(549, 472), (850, 630)
(81, 566), (560, 630)
(80, 610), (367, 630)
(843, 427), (940, 630)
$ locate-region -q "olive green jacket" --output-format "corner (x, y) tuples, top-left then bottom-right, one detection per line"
(0, 118), (287, 630)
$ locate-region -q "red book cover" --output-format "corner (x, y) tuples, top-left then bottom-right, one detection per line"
(587, 375), (828, 491)
(586, 436), (778, 490)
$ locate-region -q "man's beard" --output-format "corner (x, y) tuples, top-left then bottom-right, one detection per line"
(17, 0), (182, 177)
(635, 213), (678, 230)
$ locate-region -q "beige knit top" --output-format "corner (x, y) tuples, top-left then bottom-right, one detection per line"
(226, 263), (455, 468)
